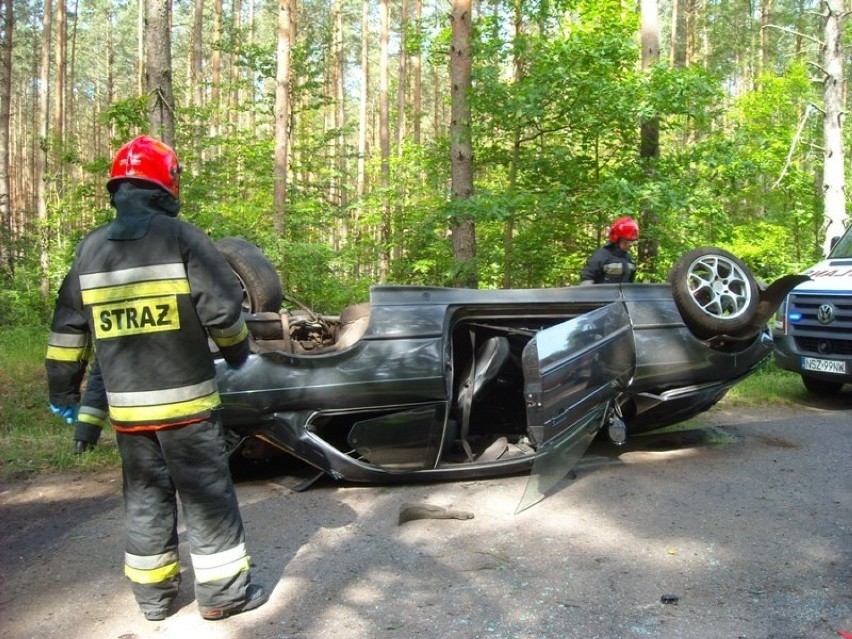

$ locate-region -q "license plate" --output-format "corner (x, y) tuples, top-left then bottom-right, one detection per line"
(801, 357), (847, 375)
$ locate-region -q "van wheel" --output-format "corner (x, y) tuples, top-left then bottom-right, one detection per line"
(668, 247), (759, 339)
(215, 237), (283, 313)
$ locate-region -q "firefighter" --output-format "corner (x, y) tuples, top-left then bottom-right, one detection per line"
(45, 135), (268, 622)
(579, 216), (639, 284)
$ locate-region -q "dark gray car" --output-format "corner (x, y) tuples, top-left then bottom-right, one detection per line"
(214, 239), (804, 510)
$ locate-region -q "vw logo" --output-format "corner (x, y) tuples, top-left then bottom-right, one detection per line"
(816, 304), (835, 325)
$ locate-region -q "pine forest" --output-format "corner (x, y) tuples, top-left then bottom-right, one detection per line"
(0, 0), (850, 320)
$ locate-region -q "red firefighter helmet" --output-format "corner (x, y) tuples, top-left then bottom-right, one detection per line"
(107, 135), (181, 197)
(608, 216), (639, 243)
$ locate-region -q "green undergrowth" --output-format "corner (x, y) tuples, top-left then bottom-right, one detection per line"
(0, 326), (119, 478)
(721, 360), (808, 406)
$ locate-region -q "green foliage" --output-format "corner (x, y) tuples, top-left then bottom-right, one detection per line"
(723, 360), (809, 406)
(180, 135), (277, 239)
(720, 223), (802, 282)
(101, 97), (149, 143)
(10, 0), (839, 314)
(0, 326), (120, 477)
(0, 266), (53, 326)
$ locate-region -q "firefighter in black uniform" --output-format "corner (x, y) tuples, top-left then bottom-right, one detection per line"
(579, 216), (639, 284)
(45, 135), (268, 622)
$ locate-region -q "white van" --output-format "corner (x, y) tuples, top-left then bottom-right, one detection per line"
(772, 224), (852, 395)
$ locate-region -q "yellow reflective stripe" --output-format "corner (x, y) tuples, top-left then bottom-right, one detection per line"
(191, 543), (250, 584)
(46, 345), (89, 362)
(124, 549), (181, 585)
(109, 392), (220, 423)
(78, 409), (109, 429)
(47, 332), (90, 361)
(124, 561), (181, 585)
(81, 279), (190, 305)
(210, 321), (249, 348)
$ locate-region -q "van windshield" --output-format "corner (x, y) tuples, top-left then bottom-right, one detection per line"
(829, 226), (852, 258)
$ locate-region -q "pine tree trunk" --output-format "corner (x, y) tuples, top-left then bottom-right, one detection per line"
(356, 0), (369, 202)
(246, 0), (256, 131)
(397, 0), (407, 148)
(353, 0), (369, 279)
(413, 0), (422, 145)
(670, 0), (680, 66)
(137, 0), (144, 94)
(685, 0), (696, 66)
(760, 0), (773, 75)
(67, 0), (80, 185)
(106, 6), (115, 145)
(450, 0), (476, 288)
(503, 0), (523, 290)
(145, 0), (175, 145)
(54, 0), (66, 170)
(639, 0), (660, 271)
(273, 0), (292, 237)
(211, 0), (223, 139)
(37, 0), (52, 297)
(379, 0), (390, 280)
(191, 0), (204, 164)
(334, 0), (346, 240)
(393, 0), (408, 262)
(231, 0), (242, 127)
(821, 0), (848, 255)
(0, 0), (12, 274)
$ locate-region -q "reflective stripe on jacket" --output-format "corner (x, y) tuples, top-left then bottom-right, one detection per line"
(77, 406), (109, 430)
(579, 242), (637, 284)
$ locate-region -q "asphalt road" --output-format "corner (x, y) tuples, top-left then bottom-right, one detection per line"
(1, 400), (850, 639)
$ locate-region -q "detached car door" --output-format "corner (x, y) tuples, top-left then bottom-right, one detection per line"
(518, 300), (635, 512)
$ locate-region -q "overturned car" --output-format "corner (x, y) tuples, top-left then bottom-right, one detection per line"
(213, 238), (805, 510)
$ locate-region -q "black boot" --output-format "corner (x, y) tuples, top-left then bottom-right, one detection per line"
(74, 439), (96, 454)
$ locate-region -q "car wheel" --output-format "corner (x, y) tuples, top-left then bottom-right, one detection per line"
(215, 237), (283, 313)
(801, 375), (844, 396)
(668, 247), (759, 339)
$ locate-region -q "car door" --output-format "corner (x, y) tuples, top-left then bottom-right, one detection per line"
(517, 300), (635, 512)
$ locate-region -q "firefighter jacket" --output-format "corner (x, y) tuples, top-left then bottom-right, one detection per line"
(579, 242), (637, 284)
(46, 183), (250, 432)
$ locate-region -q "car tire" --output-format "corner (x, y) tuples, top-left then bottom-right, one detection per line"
(340, 302), (370, 323)
(668, 247), (759, 339)
(215, 237), (283, 314)
(801, 375), (844, 396)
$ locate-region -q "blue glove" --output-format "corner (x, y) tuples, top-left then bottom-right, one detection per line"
(49, 403), (78, 425)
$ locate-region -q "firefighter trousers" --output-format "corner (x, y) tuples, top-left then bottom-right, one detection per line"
(117, 414), (253, 614)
